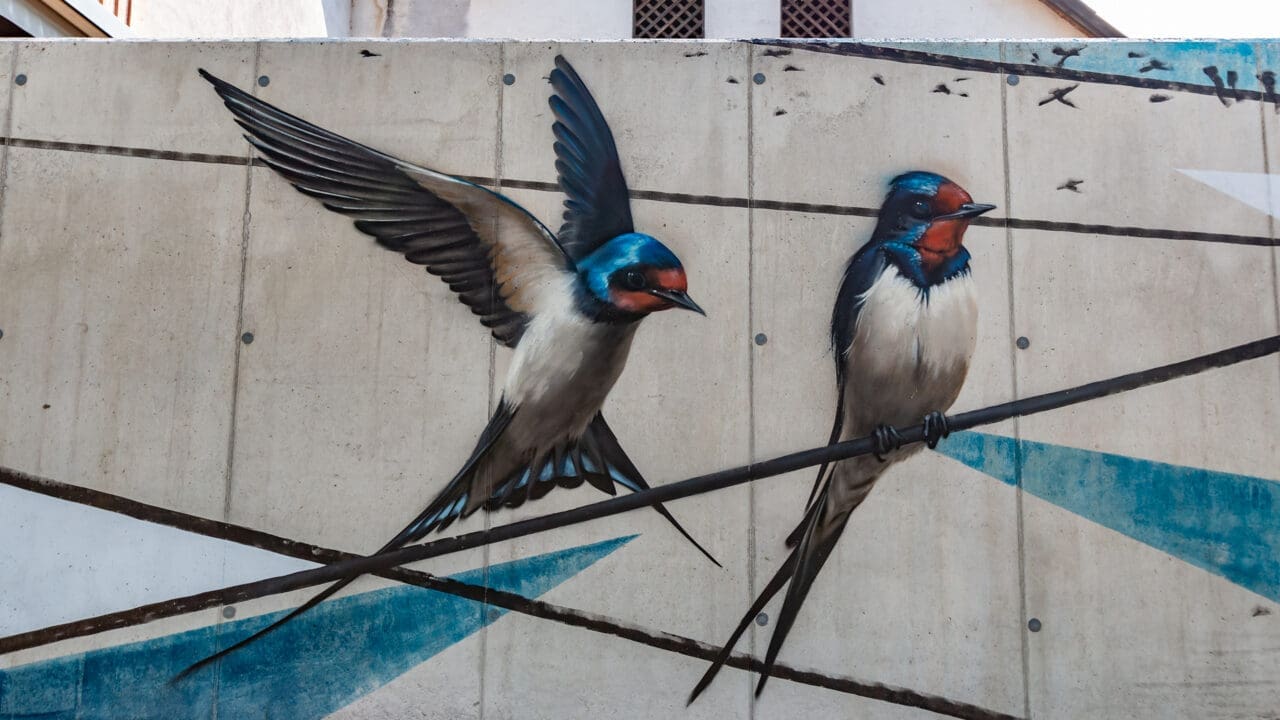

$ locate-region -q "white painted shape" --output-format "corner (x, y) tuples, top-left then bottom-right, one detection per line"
(706, 0), (779, 38)
(1178, 169), (1280, 219)
(0, 486), (316, 637)
(853, 0), (1079, 38)
(466, 0), (631, 39)
(128, 0), (329, 38)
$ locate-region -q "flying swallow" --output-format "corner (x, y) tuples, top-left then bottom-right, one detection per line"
(689, 172), (993, 700)
(179, 56), (718, 678)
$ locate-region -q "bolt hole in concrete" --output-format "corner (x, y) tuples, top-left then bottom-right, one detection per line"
(222, 606), (236, 619)
(1016, 336), (1030, 350)
(241, 332), (255, 345)
(257, 75), (270, 87)
(756, 612), (768, 626)
(1027, 617), (1042, 632)
(502, 73), (516, 86)
(14, 74), (26, 86)
(755, 333), (768, 346)
(1007, 74), (1020, 86)
(753, 72), (766, 85)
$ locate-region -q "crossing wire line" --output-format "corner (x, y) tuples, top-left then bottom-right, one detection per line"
(1, 334), (1276, 717)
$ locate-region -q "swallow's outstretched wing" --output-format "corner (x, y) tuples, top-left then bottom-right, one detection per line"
(548, 55), (635, 261)
(200, 69), (569, 348)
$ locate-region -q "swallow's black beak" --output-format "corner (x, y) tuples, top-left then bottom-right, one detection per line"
(936, 202), (997, 221)
(649, 288), (706, 316)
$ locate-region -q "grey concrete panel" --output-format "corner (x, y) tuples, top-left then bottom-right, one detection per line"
(1005, 55), (1271, 238)
(254, 40), (502, 180)
(1010, 221), (1280, 716)
(0, 148), (245, 518)
(751, 43), (1007, 215)
(747, 212), (1024, 718)
(478, 191), (754, 719)
(8, 41), (257, 156)
(500, 42), (751, 199)
(0, 42), (13, 131)
(228, 166), (494, 553)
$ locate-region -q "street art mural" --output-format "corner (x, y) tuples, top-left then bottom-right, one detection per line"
(178, 56), (719, 680)
(691, 172), (993, 701)
(1, 40), (1279, 720)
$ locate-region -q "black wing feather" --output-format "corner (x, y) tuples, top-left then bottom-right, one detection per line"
(200, 69), (537, 347)
(547, 56), (635, 261)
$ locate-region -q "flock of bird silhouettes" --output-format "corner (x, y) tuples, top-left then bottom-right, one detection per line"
(181, 55), (996, 700)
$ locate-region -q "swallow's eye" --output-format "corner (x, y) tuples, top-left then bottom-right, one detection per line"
(624, 270), (647, 290)
(911, 200), (932, 218)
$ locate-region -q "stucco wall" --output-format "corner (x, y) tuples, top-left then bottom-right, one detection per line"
(0, 39), (1277, 720)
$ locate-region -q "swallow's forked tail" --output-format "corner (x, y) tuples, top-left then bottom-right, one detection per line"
(175, 410), (719, 681)
(689, 482), (853, 703)
(170, 406), (519, 683)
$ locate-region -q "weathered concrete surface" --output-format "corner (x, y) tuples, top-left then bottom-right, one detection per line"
(1, 39), (1279, 720)
(502, 42), (751, 198)
(0, 149), (245, 517)
(8, 41), (256, 156)
(750, 43), (1007, 215)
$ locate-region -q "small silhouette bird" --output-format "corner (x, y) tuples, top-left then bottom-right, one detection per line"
(689, 172), (993, 701)
(179, 56), (718, 679)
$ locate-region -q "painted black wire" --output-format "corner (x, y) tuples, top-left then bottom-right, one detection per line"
(191, 334), (1280, 604)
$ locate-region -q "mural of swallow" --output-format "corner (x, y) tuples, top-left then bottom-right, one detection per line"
(180, 56), (718, 678)
(690, 172), (994, 701)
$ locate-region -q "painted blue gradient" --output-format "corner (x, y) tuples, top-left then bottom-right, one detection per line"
(872, 41), (1269, 93)
(0, 535), (635, 720)
(939, 431), (1280, 602)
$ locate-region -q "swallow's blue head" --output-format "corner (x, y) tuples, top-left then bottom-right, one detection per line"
(577, 233), (704, 319)
(872, 171), (996, 286)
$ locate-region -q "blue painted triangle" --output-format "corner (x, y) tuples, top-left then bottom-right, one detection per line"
(0, 535), (635, 720)
(938, 431), (1280, 603)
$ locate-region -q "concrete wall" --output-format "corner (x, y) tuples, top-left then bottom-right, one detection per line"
(0, 40), (1278, 720)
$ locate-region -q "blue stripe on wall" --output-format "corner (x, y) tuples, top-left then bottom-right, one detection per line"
(0, 535), (635, 719)
(938, 431), (1279, 602)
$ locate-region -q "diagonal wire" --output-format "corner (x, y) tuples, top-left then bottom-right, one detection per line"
(4, 334), (1275, 654)
(0, 469), (1018, 720)
(128, 334), (1277, 608)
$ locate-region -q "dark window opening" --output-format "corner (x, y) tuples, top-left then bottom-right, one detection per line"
(634, 0), (705, 39)
(781, 0), (852, 38)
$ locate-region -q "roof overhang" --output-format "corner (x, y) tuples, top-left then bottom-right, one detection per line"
(1041, 0), (1125, 38)
(3, 0), (131, 37)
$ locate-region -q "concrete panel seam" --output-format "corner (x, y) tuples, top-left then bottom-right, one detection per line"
(0, 47), (18, 259)
(476, 40), (506, 720)
(213, 46), (263, 720)
(745, 43), (758, 720)
(999, 41), (1033, 720)
(1258, 59), (1280, 403)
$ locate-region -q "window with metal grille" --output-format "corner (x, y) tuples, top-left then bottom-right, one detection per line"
(634, 0), (705, 39)
(781, 0), (851, 38)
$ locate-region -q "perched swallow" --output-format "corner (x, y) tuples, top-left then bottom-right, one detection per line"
(179, 56), (717, 679)
(690, 172), (993, 700)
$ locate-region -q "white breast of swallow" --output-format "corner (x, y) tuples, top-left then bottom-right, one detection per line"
(844, 264), (978, 430)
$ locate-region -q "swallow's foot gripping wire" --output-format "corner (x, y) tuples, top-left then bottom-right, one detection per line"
(921, 411), (951, 450)
(871, 424), (904, 462)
